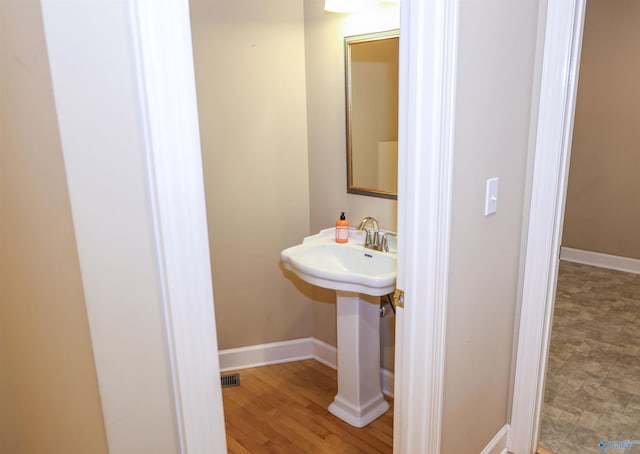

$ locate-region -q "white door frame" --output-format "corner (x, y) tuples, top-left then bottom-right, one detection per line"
(509, 1), (586, 453)
(41, 0), (227, 452)
(128, 1), (228, 452)
(394, 0), (459, 452)
(136, 0), (462, 451)
(142, 0), (460, 451)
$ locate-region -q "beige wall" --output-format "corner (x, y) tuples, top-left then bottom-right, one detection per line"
(190, 0), (314, 349)
(0, 2), (108, 453)
(562, 0), (640, 259)
(0, 328), (17, 454)
(442, 1), (541, 452)
(304, 0), (398, 368)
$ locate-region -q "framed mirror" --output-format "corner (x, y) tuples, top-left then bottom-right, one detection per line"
(345, 30), (399, 199)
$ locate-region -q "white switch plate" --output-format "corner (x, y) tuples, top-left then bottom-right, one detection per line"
(485, 177), (498, 216)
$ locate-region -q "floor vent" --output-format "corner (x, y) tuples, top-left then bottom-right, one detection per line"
(221, 373), (240, 388)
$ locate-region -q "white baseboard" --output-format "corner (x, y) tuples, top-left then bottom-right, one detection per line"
(219, 337), (314, 372)
(560, 247), (640, 274)
(480, 424), (510, 454)
(313, 338), (337, 369)
(219, 337), (394, 397)
(380, 368), (394, 398)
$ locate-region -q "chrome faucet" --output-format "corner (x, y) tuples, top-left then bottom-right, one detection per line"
(357, 217), (380, 250)
(381, 232), (396, 252)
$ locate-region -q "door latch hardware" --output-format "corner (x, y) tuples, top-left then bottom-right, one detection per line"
(393, 289), (405, 308)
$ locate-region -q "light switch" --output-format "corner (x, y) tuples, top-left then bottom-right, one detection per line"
(485, 177), (498, 216)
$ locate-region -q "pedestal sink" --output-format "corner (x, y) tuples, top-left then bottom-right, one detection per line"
(280, 228), (396, 427)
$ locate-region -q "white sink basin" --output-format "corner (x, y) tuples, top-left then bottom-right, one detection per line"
(281, 227), (396, 426)
(280, 228), (396, 296)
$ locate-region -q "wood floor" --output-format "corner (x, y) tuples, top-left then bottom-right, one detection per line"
(537, 447), (555, 454)
(221, 359), (393, 453)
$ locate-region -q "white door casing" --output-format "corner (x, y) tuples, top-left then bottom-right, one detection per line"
(42, 0), (227, 452)
(394, 1), (459, 452)
(509, 1), (586, 453)
(128, 1), (228, 452)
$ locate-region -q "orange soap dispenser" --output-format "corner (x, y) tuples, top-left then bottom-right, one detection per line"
(336, 212), (349, 243)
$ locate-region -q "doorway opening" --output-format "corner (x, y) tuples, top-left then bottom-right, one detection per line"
(187, 1), (401, 451)
(538, 1), (640, 452)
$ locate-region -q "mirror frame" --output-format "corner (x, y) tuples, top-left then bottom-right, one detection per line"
(345, 29), (399, 200)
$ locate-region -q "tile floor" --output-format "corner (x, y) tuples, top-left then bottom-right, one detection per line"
(540, 261), (640, 454)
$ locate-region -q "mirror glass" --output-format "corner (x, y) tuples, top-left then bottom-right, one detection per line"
(345, 30), (399, 199)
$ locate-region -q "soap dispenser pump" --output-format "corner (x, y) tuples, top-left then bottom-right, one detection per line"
(336, 212), (349, 243)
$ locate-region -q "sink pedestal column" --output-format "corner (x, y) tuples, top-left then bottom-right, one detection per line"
(328, 291), (390, 427)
